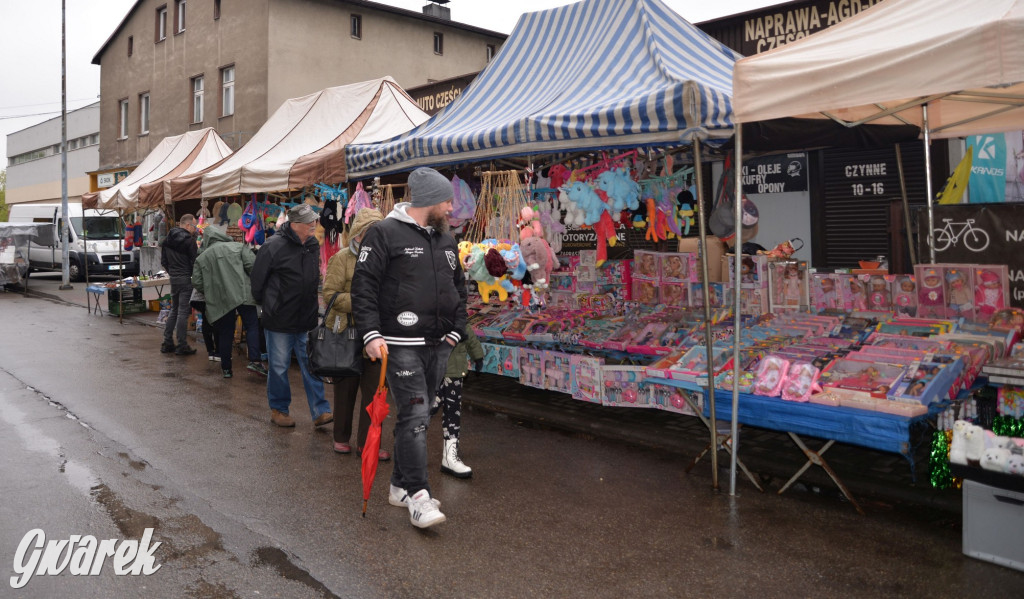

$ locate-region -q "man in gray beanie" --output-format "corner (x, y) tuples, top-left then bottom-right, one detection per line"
(351, 166), (467, 529)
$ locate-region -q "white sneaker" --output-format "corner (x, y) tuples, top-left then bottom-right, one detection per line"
(390, 484), (441, 508)
(407, 489), (446, 528)
(441, 439), (473, 478)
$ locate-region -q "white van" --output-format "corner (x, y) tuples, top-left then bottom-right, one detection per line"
(7, 203), (140, 281)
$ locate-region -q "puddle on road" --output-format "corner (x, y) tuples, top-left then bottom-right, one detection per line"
(253, 546), (341, 599)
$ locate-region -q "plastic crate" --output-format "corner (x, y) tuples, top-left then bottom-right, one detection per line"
(108, 299), (148, 315)
(107, 286), (142, 302)
(963, 480), (1024, 572)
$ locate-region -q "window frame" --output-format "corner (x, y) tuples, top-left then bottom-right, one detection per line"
(350, 14), (362, 39)
(433, 32), (444, 55)
(139, 92), (151, 135)
(191, 75), (204, 123)
(128, 35), (134, 57)
(118, 98), (129, 139)
(486, 44), (495, 61)
(156, 5), (167, 42)
(220, 65), (235, 117)
(175, 0), (186, 34)
(214, 0), (221, 20)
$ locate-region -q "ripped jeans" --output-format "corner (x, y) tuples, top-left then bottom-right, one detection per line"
(388, 342), (452, 496)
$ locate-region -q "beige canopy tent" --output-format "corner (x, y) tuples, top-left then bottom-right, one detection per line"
(82, 128), (232, 211)
(165, 77), (429, 202)
(720, 0), (1024, 494)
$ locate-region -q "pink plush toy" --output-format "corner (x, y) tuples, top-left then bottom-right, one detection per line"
(519, 206), (543, 240)
(520, 236), (557, 289)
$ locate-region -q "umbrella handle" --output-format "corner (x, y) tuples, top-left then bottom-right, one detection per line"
(378, 349), (388, 389)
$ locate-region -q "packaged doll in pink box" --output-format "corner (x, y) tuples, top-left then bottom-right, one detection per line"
(866, 275), (892, 311)
(751, 355), (790, 396)
(811, 274), (840, 312)
(893, 275), (917, 316)
(660, 253), (689, 282)
(660, 282), (688, 306)
(772, 262), (804, 307)
(974, 266), (1007, 320)
(843, 275), (869, 311)
(915, 266), (946, 318)
(780, 361), (820, 402)
(944, 267), (974, 320)
(633, 250), (659, 280)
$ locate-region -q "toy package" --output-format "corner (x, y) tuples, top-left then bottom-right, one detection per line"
(892, 274), (918, 316)
(519, 348), (545, 389)
(602, 365), (648, 408)
(626, 322), (671, 355)
(751, 355), (790, 396)
(543, 350), (573, 394)
(840, 274), (870, 312)
(865, 275), (894, 312)
(659, 252), (691, 282)
(649, 383), (701, 415)
(632, 278), (659, 304)
(780, 361), (821, 402)
(480, 343), (521, 378)
(810, 273), (842, 312)
(728, 253), (768, 288)
(943, 266), (975, 321)
(819, 358), (905, 398)
(915, 265), (947, 318)
(660, 282), (689, 307)
(769, 261), (808, 311)
(973, 265), (1009, 321)
(570, 354), (603, 403)
(548, 272), (576, 293)
(633, 250), (659, 280)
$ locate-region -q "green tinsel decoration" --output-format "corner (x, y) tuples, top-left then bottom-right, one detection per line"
(929, 430), (954, 490)
(992, 415), (1024, 438)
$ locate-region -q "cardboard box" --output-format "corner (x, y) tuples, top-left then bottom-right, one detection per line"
(677, 235), (725, 282)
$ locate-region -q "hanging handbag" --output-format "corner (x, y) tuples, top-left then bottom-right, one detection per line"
(307, 292), (364, 379)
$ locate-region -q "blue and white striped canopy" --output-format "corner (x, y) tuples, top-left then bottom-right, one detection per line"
(344, 0), (739, 178)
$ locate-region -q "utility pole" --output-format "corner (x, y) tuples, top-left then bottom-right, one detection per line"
(59, 0), (72, 290)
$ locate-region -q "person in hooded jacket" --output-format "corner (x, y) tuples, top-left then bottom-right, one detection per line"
(322, 208), (389, 460)
(191, 226), (265, 379)
(250, 204), (333, 429)
(160, 214), (198, 355)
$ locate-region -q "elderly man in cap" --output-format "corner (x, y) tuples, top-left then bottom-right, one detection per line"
(251, 203), (333, 429)
(352, 167), (467, 529)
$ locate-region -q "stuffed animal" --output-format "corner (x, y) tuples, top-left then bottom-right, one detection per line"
(501, 244), (527, 280)
(949, 419), (969, 465)
(559, 189), (586, 228)
(521, 236), (557, 290)
(981, 448), (1011, 472)
(595, 167), (640, 213)
(518, 206), (543, 240)
(964, 423), (986, 462)
(1008, 453), (1024, 476)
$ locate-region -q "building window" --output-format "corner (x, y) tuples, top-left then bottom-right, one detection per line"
(191, 76), (204, 123)
(214, 0), (220, 20)
(486, 44), (495, 61)
(175, 0), (186, 34)
(119, 99), (129, 139)
(139, 93), (150, 134)
(221, 66), (235, 117)
(156, 5), (167, 41)
(128, 36), (134, 57)
(88, 134), (99, 145)
(433, 32), (444, 55)
(350, 14), (362, 39)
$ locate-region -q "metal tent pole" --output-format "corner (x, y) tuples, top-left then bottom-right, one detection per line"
(730, 128), (743, 496)
(895, 144), (917, 266)
(922, 104), (936, 264)
(693, 140), (718, 489)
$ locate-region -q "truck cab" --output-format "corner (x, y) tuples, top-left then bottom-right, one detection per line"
(6, 203), (140, 281)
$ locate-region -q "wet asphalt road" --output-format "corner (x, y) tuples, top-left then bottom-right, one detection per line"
(2, 279), (1024, 598)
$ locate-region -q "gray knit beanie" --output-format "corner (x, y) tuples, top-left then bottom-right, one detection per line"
(408, 167), (453, 207)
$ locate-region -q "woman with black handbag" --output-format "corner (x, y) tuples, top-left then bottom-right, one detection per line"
(322, 208), (390, 460)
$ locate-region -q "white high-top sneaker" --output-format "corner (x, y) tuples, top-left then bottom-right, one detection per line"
(407, 489), (446, 528)
(441, 438), (473, 478)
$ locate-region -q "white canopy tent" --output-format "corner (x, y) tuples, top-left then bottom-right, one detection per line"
(165, 77), (429, 202)
(724, 0), (1024, 493)
(82, 128), (232, 211)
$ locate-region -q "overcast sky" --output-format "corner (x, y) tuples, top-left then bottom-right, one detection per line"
(0, 0), (776, 165)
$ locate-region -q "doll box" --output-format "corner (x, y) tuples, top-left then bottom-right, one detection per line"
(659, 252), (692, 283)
(543, 350), (573, 394)
(518, 348), (545, 389)
(659, 282), (690, 308)
(727, 253), (769, 289)
(570, 354), (604, 403)
(647, 382), (701, 415)
(633, 250), (660, 281)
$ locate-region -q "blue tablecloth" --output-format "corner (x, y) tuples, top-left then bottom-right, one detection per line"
(646, 377), (940, 456)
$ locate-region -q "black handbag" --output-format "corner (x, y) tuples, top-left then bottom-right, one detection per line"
(307, 293), (364, 378)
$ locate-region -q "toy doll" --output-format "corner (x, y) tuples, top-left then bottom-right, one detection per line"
(741, 256), (756, 284)
(781, 362), (819, 402)
(917, 268), (945, 318)
(867, 276), (891, 311)
(783, 264), (801, 306)
(813, 275), (839, 311)
(893, 276), (917, 317)
(752, 356), (788, 396)
(974, 269), (1005, 319)
(636, 251), (658, 279)
(846, 278), (868, 311)
(663, 254), (687, 281)
(945, 269), (973, 318)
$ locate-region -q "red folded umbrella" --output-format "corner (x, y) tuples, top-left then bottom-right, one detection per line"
(362, 349), (390, 516)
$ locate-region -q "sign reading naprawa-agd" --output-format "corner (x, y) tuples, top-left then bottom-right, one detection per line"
(916, 203), (1024, 308)
(742, 153), (808, 195)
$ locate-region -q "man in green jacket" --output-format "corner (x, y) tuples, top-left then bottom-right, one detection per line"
(191, 226), (265, 379)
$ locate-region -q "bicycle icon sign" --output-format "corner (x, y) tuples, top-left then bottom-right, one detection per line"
(931, 218), (990, 253)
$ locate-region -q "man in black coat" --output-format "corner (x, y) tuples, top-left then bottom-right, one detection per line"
(160, 214), (198, 355)
(250, 203), (333, 429)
